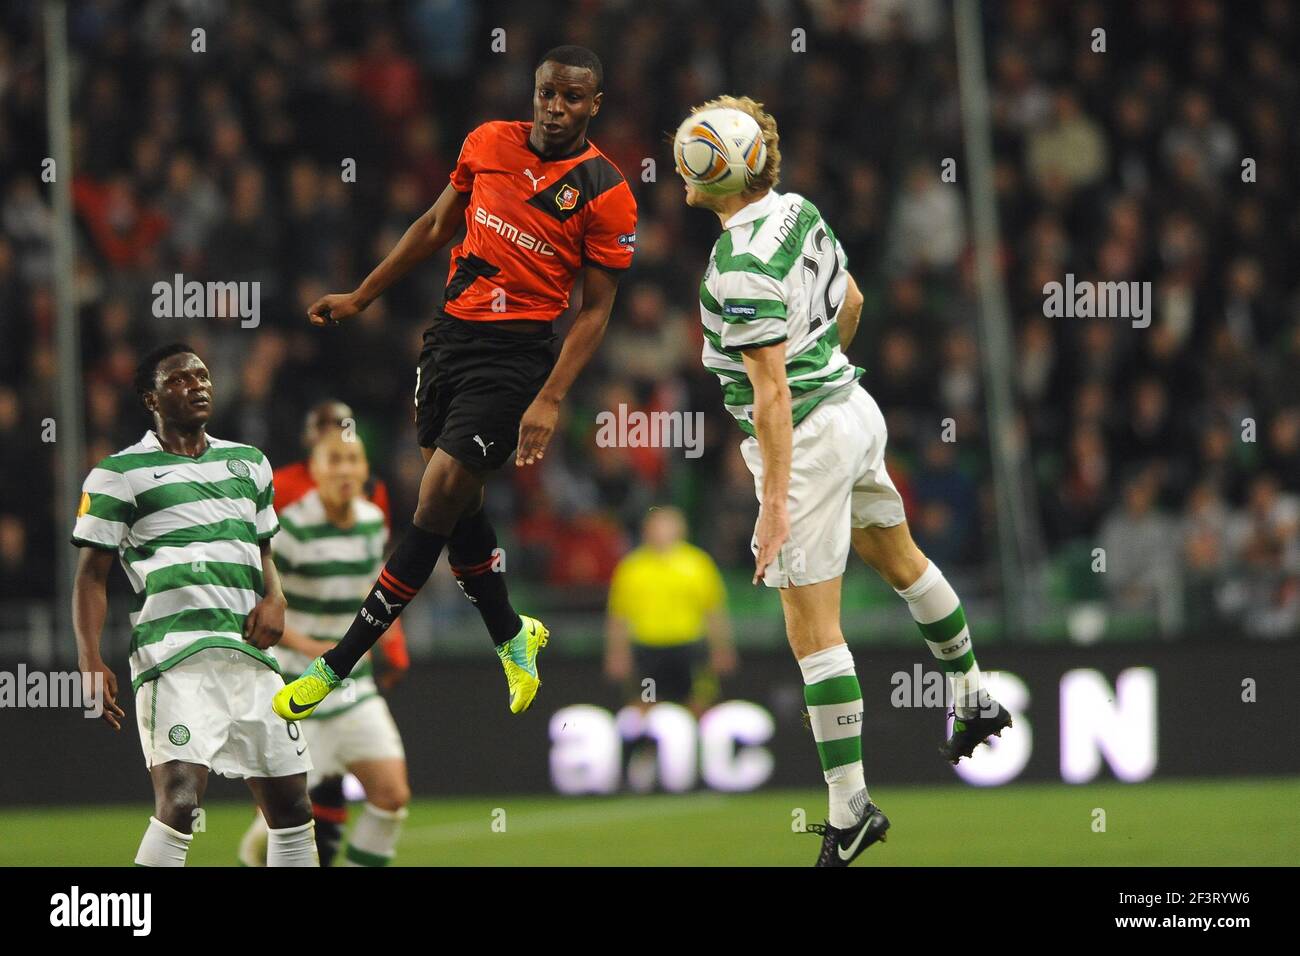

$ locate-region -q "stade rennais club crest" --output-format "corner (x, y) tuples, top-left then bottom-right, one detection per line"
(555, 185), (579, 211)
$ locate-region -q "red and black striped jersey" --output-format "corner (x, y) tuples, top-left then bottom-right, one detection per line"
(444, 120), (637, 322)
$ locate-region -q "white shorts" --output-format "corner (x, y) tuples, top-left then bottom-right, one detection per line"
(741, 385), (906, 588)
(135, 647), (313, 780)
(301, 695), (405, 785)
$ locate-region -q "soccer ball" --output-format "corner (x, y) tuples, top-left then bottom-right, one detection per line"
(673, 107), (767, 196)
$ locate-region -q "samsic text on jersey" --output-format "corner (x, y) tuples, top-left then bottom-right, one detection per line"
(444, 121), (638, 322)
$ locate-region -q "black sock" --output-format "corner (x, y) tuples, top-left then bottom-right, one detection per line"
(323, 523), (446, 677)
(448, 506), (521, 646)
(309, 777), (346, 868)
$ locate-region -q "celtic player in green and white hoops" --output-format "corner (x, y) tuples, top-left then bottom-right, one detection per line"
(71, 344), (318, 866)
(238, 427), (410, 867)
(677, 97), (1013, 867)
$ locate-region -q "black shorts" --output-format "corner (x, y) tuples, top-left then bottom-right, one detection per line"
(631, 641), (712, 705)
(414, 314), (557, 471)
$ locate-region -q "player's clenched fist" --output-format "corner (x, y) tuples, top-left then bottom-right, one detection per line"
(243, 593), (287, 649)
(308, 292), (366, 327)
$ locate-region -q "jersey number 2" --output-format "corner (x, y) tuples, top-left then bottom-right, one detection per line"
(801, 226), (844, 334)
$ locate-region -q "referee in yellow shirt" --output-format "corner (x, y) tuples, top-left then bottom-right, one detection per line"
(605, 507), (736, 714)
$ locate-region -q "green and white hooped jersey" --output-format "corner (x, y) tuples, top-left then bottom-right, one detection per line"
(271, 490), (387, 718)
(71, 430), (280, 691)
(699, 190), (863, 436)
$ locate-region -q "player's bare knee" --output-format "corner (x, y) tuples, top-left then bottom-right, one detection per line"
(264, 792), (313, 830)
(413, 499), (452, 533)
(154, 785), (201, 831)
(368, 781), (410, 812)
(414, 481), (471, 531)
(856, 527), (928, 590)
(784, 620), (843, 657)
(879, 558), (921, 591)
(894, 543), (930, 590)
(877, 556), (917, 590)
(415, 456), (483, 531)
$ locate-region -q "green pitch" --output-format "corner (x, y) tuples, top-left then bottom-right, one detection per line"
(3, 777), (1296, 866)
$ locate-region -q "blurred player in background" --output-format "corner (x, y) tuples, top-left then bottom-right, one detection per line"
(275, 45), (636, 722)
(240, 427), (410, 867)
(275, 400), (409, 679)
(273, 400), (409, 863)
(678, 97), (1012, 866)
(275, 401), (392, 521)
(605, 506), (735, 714)
(70, 343), (317, 867)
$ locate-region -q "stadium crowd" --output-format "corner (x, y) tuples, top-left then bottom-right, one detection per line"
(0, 0), (1297, 640)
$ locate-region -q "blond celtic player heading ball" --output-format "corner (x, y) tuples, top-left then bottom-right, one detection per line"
(676, 97), (1013, 867)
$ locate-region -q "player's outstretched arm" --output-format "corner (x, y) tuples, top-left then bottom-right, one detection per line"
(72, 547), (126, 730)
(308, 183), (471, 327)
(741, 342), (793, 584)
(515, 263), (622, 466)
(837, 272), (865, 352)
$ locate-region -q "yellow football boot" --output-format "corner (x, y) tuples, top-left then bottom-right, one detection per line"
(495, 615), (549, 714)
(272, 657), (342, 721)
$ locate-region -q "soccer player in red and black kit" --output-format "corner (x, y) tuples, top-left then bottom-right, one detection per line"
(274, 46), (636, 721)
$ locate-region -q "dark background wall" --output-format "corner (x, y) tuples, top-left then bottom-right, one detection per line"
(3, 640), (1295, 806)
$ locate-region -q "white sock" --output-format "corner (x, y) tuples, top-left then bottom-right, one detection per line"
(799, 644), (870, 829)
(895, 561), (988, 718)
(344, 803), (409, 867)
(267, 820), (320, 867)
(134, 816), (192, 867)
(826, 766), (869, 829)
